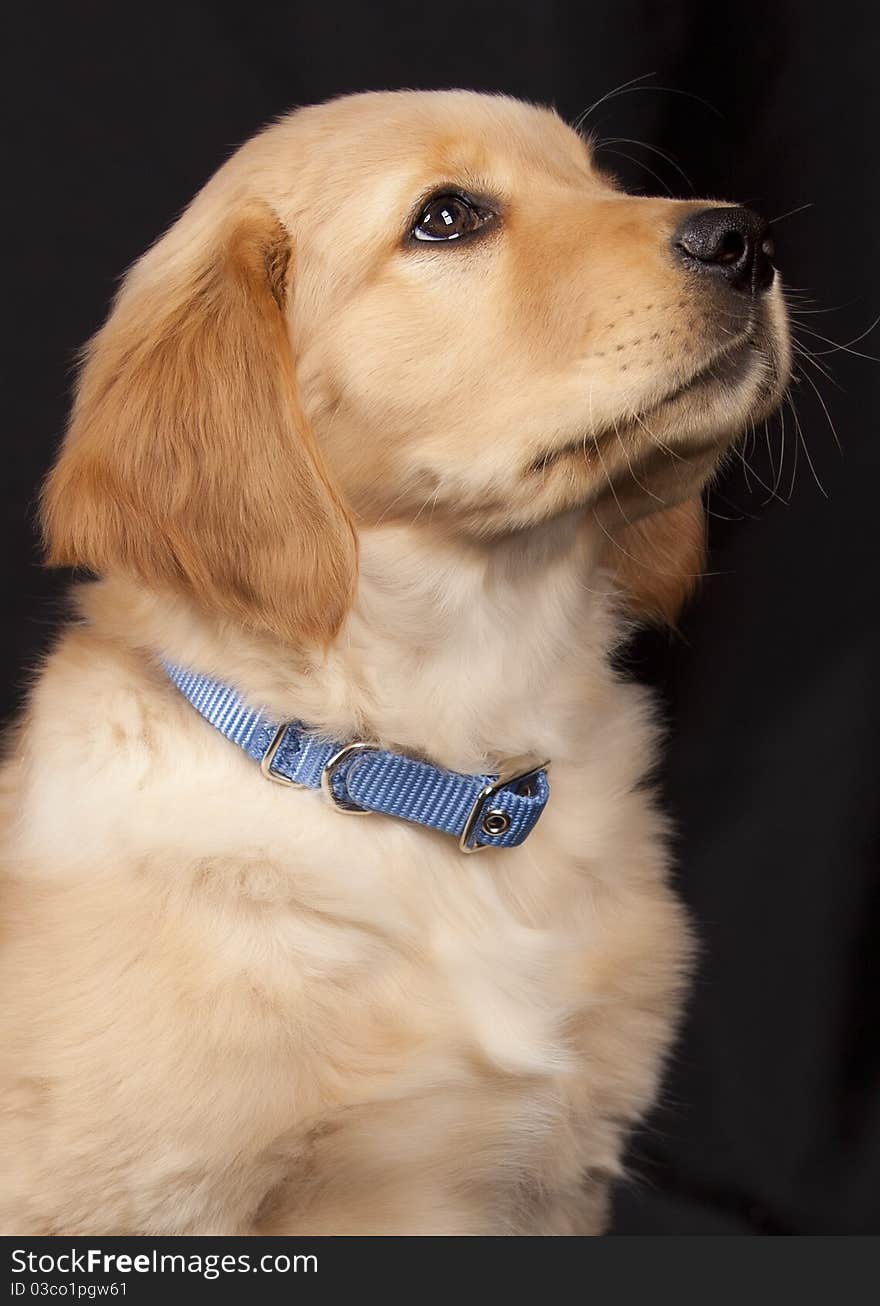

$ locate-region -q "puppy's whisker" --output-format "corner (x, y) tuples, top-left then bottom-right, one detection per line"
(610, 415), (664, 504)
(583, 381), (635, 524)
(597, 135), (694, 194)
(793, 403), (828, 498)
(786, 394), (802, 500)
(789, 338), (838, 387)
(707, 474), (759, 520)
(795, 362), (844, 454)
(704, 488), (745, 522)
(790, 313), (880, 360)
(571, 71), (658, 133)
(785, 390), (827, 499)
(768, 200), (814, 225)
(595, 146), (673, 196)
(573, 75), (723, 135)
(773, 406), (788, 500)
(583, 386), (629, 524)
(630, 410), (687, 463)
(762, 415), (784, 505)
(739, 420), (786, 502)
(784, 298), (859, 316)
(696, 358), (782, 502)
(740, 419), (755, 493)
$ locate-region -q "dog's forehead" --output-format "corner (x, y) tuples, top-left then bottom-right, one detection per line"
(281, 90), (592, 193)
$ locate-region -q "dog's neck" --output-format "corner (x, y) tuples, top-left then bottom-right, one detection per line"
(83, 514), (624, 773)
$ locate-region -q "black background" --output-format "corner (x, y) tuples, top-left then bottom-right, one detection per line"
(4, 2), (879, 1234)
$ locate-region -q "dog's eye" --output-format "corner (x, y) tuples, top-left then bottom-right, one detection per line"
(412, 193), (491, 243)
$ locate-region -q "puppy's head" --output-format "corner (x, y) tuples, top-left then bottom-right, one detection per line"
(43, 90), (789, 641)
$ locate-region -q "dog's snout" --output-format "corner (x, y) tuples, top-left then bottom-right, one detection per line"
(673, 206), (775, 293)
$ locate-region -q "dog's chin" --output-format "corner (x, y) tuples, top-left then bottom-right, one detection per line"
(361, 316), (789, 542)
(523, 327), (789, 528)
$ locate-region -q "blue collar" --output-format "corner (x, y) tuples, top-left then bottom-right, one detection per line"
(163, 663), (550, 853)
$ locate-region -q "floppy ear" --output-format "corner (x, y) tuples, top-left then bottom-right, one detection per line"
(606, 498), (706, 627)
(41, 204), (357, 646)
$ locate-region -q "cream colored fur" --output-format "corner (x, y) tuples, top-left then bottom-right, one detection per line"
(0, 90), (788, 1236)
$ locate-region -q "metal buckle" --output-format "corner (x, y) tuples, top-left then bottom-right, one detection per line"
(458, 758), (549, 854)
(259, 724), (307, 787)
(320, 742), (378, 814)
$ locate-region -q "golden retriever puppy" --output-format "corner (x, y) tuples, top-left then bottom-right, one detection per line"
(0, 90), (788, 1236)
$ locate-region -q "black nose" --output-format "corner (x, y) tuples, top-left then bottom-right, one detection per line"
(673, 206), (775, 293)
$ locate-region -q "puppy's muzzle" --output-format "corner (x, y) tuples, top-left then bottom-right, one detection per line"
(674, 205), (775, 294)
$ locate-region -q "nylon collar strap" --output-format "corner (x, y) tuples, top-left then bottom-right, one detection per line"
(163, 663), (550, 853)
